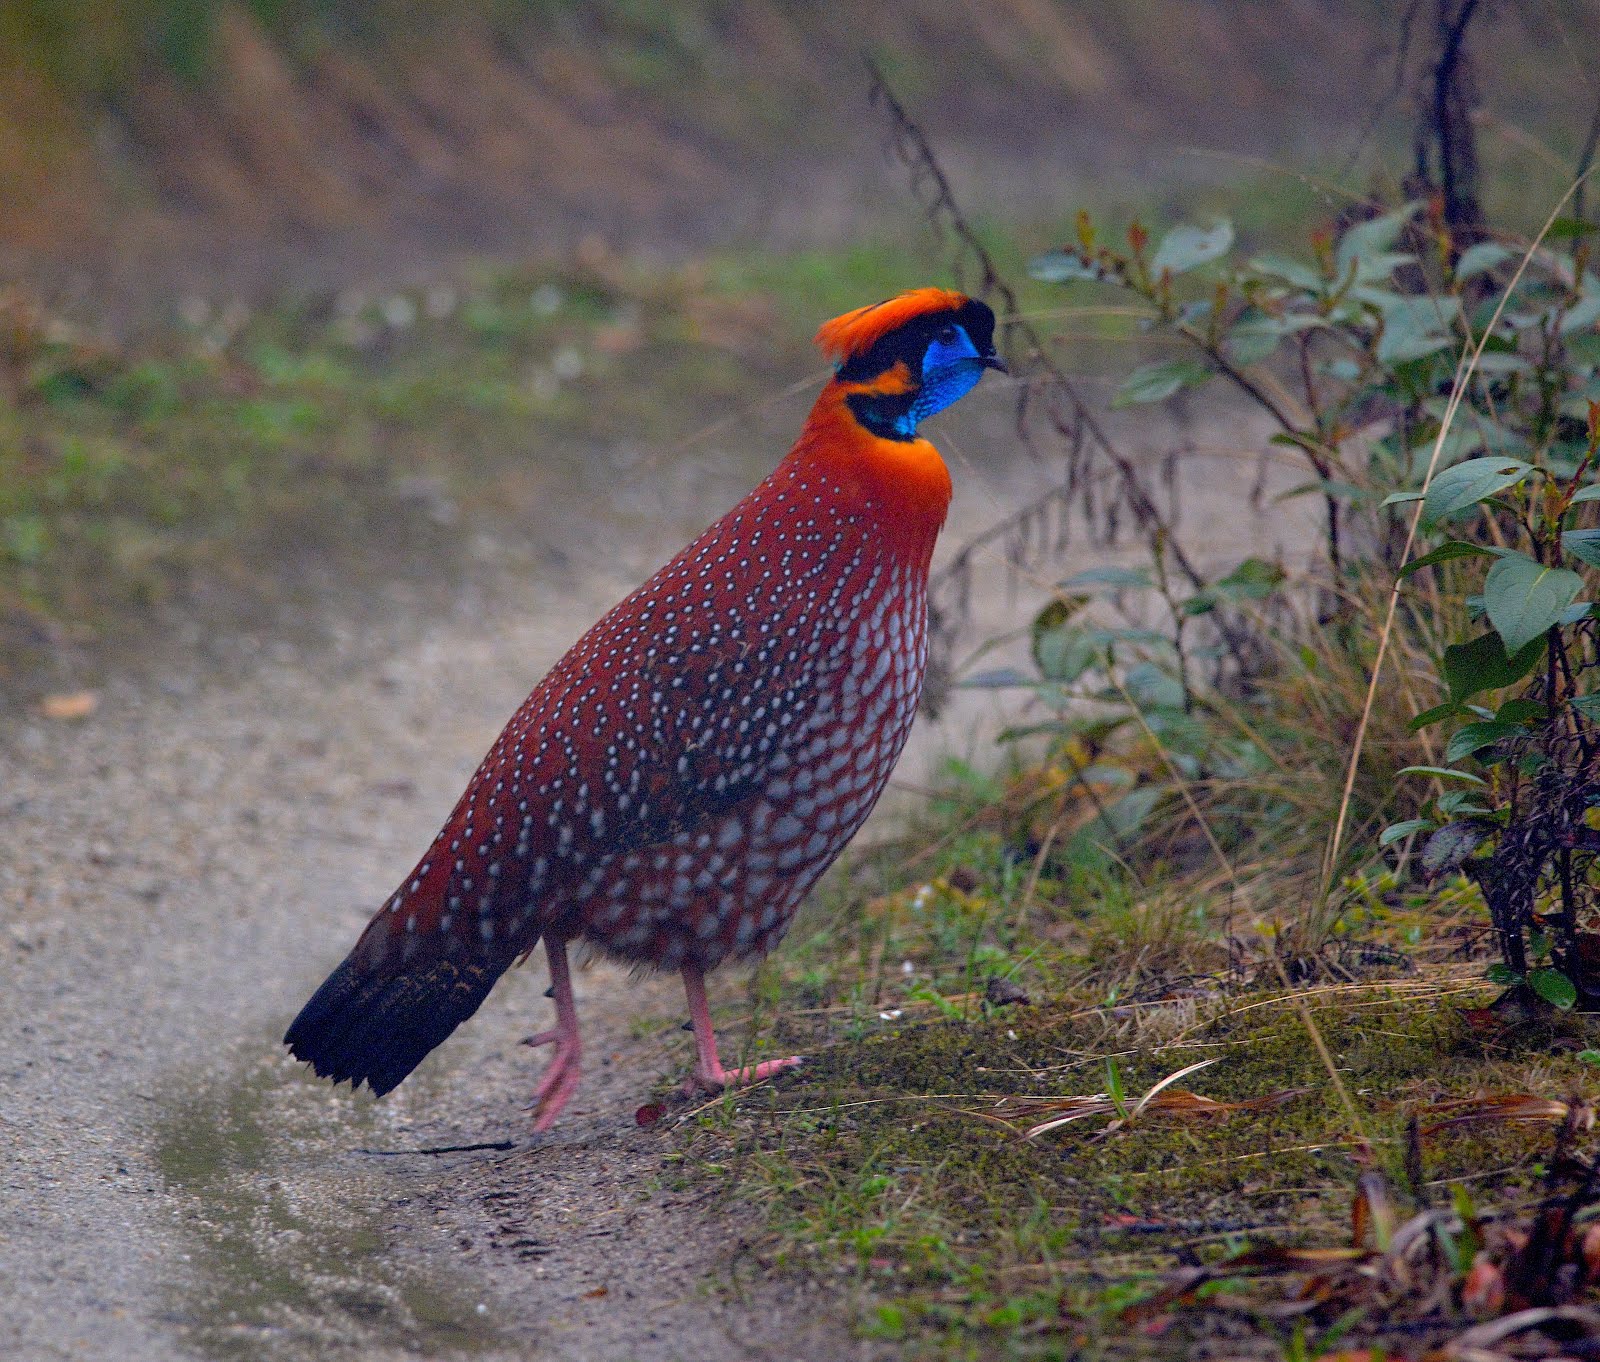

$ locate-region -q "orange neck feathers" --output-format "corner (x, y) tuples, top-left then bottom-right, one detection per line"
(772, 287), (999, 567)
(785, 388), (952, 570)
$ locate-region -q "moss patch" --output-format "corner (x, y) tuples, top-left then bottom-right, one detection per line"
(689, 973), (1600, 1359)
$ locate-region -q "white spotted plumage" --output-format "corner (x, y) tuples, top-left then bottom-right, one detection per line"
(349, 443), (934, 984)
(286, 287), (999, 1121)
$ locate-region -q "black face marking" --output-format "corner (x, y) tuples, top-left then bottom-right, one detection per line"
(835, 299), (998, 384)
(838, 299), (999, 441)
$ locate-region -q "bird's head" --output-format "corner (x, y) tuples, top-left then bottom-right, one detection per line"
(815, 288), (1006, 441)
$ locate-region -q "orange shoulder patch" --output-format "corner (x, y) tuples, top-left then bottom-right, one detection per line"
(836, 359), (916, 397)
(814, 287), (969, 364)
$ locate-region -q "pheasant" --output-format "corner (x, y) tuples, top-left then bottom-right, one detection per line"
(285, 287), (1004, 1129)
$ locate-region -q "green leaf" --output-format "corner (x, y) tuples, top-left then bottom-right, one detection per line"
(1028, 250), (1105, 283)
(1422, 821), (1489, 876)
(1031, 600), (1101, 684)
(1561, 289), (1600, 335)
(1213, 557), (1285, 599)
(1563, 528), (1600, 567)
(1444, 720), (1522, 763)
(1483, 554), (1583, 653)
(1572, 485), (1600, 504)
(959, 667), (1035, 690)
(1486, 962), (1523, 986)
(1409, 701), (1464, 731)
(1379, 818), (1434, 846)
(1382, 490), (1424, 507)
(1226, 315), (1285, 367)
(1529, 967), (1578, 1010)
(1249, 253), (1323, 291)
(1152, 220), (1234, 275)
(1454, 242), (1514, 279)
(1396, 765), (1487, 785)
(1059, 566), (1152, 590)
(1441, 630), (1545, 702)
(1419, 456), (1533, 527)
(1099, 787), (1162, 839)
(1111, 359), (1212, 408)
(1124, 661), (1186, 711)
(1376, 294), (1462, 364)
(1571, 693), (1600, 721)
(1335, 202), (1422, 278)
(1399, 540), (1497, 577)
(1548, 217), (1599, 241)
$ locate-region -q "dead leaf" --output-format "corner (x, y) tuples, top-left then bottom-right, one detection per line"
(38, 690), (97, 720)
(1417, 1094), (1571, 1136)
(1461, 1255), (1505, 1316)
(1352, 1171), (1397, 1250)
(1581, 1224), (1600, 1281)
(634, 1102), (666, 1128)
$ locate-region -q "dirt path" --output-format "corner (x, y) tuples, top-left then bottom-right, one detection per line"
(0, 536), (890, 1361)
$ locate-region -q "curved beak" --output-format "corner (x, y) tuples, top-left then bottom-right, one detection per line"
(982, 352), (1009, 375)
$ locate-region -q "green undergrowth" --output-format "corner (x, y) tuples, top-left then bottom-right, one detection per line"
(673, 761), (1600, 1359)
(704, 1000), (1587, 1347)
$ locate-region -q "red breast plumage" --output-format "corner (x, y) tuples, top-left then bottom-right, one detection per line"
(285, 287), (1004, 1128)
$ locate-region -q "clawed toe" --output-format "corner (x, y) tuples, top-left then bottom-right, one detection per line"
(687, 1052), (804, 1095)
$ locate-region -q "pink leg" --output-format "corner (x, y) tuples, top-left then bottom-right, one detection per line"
(522, 937), (581, 1132)
(681, 963), (802, 1093)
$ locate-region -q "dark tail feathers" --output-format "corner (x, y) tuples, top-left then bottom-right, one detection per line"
(284, 943), (517, 1097)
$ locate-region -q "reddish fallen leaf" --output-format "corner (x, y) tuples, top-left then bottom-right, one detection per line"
(634, 1102), (666, 1128)
(1457, 1007), (1503, 1031)
(583, 1285), (609, 1299)
(1461, 1255), (1505, 1316)
(38, 690), (97, 720)
(1582, 1224), (1600, 1281)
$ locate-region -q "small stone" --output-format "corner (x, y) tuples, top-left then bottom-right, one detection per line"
(985, 977), (1031, 1008)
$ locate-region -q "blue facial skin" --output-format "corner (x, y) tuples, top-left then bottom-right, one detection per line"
(904, 324), (987, 434)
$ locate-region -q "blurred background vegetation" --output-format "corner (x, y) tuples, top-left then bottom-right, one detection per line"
(0, 1), (1594, 314)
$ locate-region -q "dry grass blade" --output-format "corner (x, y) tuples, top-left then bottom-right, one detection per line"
(1018, 1096), (1119, 1138)
(1020, 1059), (1305, 1139)
(1417, 1094), (1576, 1136)
(1353, 1170), (1398, 1251)
(1126, 1056), (1220, 1119)
(1447, 1305), (1600, 1353)
(1119, 1243), (1372, 1323)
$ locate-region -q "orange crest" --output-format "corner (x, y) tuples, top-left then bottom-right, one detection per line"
(813, 287), (970, 365)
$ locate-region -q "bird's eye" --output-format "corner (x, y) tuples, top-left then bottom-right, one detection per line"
(936, 324), (959, 344)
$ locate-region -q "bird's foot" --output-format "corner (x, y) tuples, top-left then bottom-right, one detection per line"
(686, 1053), (804, 1095)
(522, 1028), (582, 1132)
